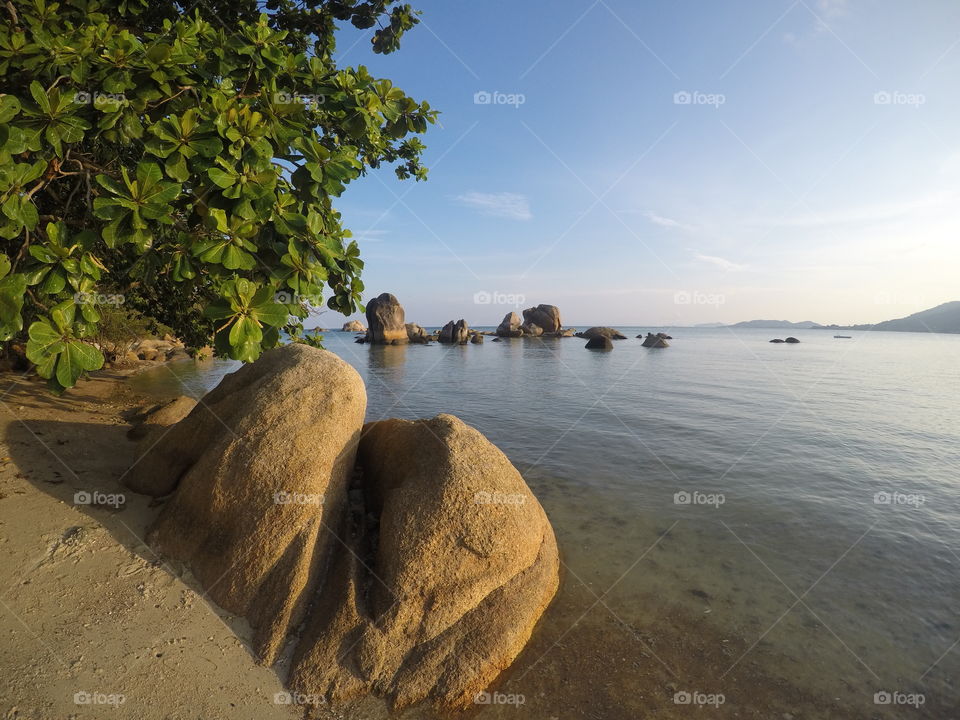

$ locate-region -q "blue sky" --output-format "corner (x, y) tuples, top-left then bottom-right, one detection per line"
(328, 0), (960, 327)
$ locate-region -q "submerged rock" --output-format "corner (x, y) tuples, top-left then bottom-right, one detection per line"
(365, 293), (408, 344)
(289, 415), (559, 711)
(585, 336), (614, 350)
(577, 326), (626, 340)
(641, 333), (669, 348)
(770, 338), (785, 343)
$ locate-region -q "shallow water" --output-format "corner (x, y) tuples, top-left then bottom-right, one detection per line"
(129, 327), (960, 718)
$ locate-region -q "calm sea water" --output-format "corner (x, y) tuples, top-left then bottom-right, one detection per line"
(129, 327), (960, 718)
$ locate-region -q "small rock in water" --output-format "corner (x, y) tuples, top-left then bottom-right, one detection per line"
(585, 336), (613, 350)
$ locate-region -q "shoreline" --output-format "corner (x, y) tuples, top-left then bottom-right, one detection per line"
(0, 361), (944, 719)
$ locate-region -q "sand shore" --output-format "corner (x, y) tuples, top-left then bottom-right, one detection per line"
(0, 368), (302, 720)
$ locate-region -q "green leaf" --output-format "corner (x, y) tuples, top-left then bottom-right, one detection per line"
(55, 340), (104, 389)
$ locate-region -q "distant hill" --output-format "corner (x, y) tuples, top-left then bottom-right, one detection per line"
(858, 301), (960, 334)
(729, 319), (824, 329)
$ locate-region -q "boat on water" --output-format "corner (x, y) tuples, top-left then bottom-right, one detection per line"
(834, 335), (852, 338)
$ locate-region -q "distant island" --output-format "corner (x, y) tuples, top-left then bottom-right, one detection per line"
(725, 301), (960, 335)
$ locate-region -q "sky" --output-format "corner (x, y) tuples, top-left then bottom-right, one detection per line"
(326, 0), (960, 327)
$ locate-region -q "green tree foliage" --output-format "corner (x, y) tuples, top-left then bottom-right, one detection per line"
(0, 0), (436, 391)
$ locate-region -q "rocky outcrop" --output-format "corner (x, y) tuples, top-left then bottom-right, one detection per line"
(585, 336), (613, 350)
(521, 322), (543, 337)
(522, 304), (562, 334)
(126, 396), (198, 440)
(365, 293), (408, 344)
(495, 312), (523, 338)
(289, 414), (559, 711)
(123, 349), (559, 714)
(405, 323), (428, 343)
(126, 345), (367, 665)
(342, 320), (366, 333)
(641, 333), (669, 348)
(770, 338), (785, 343)
(784, 337), (800, 344)
(577, 327), (627, 340)
(439, 319), (469, 344)
(134, 336), (187, 362)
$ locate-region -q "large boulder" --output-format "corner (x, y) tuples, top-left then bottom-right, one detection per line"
(521, 304), (562, 334)
(342, 320), (366, 333)
(126, 345), (367, 665)
(576, 326), (627, 340)
(641, 333), (669, 348)
(495, 312), (523, 338)
(365, 293), (408, 344)
(521, 322), (543, 337)
(439, 319), (469, 344)
(126, 396), (198, 440)
(289, 414), (559, 711)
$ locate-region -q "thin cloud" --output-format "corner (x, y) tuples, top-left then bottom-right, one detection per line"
(694, 253), (747, 271)
(455, 192), (532, 220)
(817, 0), (849, 18)
(645, 212), (693, 231)
(351, 229), (390, 243)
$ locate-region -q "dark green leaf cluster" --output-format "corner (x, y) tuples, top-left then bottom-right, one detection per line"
(0, 0), (435, 391)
